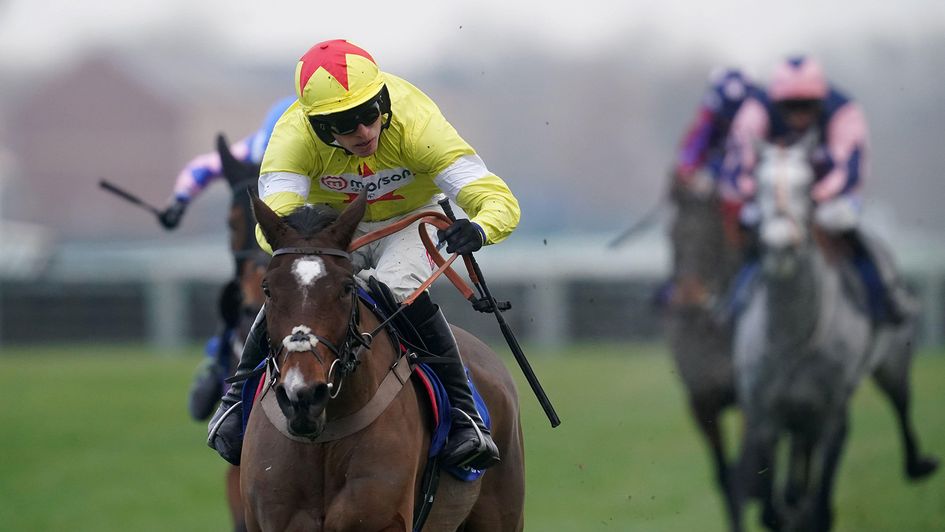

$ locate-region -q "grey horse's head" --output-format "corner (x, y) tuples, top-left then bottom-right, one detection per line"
(754, 131), (818, 276)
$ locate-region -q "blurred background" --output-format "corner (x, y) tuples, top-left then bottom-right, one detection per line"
(2, 0), (945, 348)
(0, 1), (943, 530)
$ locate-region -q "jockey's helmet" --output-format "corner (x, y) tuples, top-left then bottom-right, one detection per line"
(768, 56), (828, 102)
(295, 39), (391, 145)
(704, 68), (750, 120)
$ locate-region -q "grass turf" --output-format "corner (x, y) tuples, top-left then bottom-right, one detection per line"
(0, 343), (942, 531)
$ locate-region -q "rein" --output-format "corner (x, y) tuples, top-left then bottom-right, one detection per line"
(252, 210), (479, 441)
(349, 210), (477, 303)
(254, 211), (492, 531)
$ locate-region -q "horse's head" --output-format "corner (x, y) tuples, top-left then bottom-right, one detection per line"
(669, 171), (729, 307)
(252, 191), (368, 438)
(753, 131), (818, 275)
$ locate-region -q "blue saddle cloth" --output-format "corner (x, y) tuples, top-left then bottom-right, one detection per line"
(413, 361), (489, 481)
(727, 256), (890, 322)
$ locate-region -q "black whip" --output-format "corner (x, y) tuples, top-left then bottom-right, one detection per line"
(438, 198), (560, 428)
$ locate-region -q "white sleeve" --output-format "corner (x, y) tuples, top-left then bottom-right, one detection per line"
(433, 154), (490, 200)
(258, 171), (311, 199)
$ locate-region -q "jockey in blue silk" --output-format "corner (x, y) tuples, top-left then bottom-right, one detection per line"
(654, 68), (759, 310)
(158, 96), (297, 229)
(208, 39), (519, 470)
(175, 96), (295, 422)
(723, 55), (917, 324)
(674, 67), (763, 243)
(674, 68), (761, 194)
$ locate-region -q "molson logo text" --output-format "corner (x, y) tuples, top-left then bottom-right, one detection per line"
(319, 165), (413, 203)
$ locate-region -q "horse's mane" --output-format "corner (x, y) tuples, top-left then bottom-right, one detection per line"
(283, 204), (340, 238)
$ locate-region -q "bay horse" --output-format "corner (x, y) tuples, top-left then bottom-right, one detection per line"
(216, 134), (270, 532)
(730, 136), (936, 531)
(240, 192), (525, 531)
(664, 171), (742, 526)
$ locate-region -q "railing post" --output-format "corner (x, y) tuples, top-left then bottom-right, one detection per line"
(527, 274), (569, 349)
(918, 272), (944, 347)
(146, 278), (188, 351)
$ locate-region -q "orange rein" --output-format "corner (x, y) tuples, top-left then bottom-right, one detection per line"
(347, 210), (478, 306)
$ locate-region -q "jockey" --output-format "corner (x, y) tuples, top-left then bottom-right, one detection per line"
(208, 39), (519, 470)
(158, 95), (297, 229)
(176, 96), (296, 422)
(674, 67), (761, 194)
(653, 68), (759, 309)
(724, 55), (916, 324)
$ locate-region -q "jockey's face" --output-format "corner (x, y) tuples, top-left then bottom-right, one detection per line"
(777, 99), (822, 132)
(332, 115), (382, 157)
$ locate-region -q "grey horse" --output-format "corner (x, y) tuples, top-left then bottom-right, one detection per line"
(730, 136), (936, 532)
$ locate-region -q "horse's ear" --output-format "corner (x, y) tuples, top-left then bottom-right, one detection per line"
(325, 188), (367, 248)
(217, 133), (260, 190)
(251, 194), (294, 249)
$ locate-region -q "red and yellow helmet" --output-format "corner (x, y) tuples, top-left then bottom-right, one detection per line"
(295, 39), (385, 116)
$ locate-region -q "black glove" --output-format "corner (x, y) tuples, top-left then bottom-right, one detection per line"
(437, 219), (485, 255)
(158, 199), (188, 230)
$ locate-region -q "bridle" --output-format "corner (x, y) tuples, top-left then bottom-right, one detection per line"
(257, 211), (479, 402)
(264, 246), (374, 399)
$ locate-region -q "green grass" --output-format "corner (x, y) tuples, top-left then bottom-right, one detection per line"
(0, 343), (942, 531)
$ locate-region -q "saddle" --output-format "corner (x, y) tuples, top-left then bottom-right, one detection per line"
(813, 228), (874, 319)
(727, 228), (877, 322)
(361, 277), (491, 481)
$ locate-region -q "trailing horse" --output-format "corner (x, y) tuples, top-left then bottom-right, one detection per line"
(215, 134), (270, 532)
(730, 137), (936, 531)
(664, 172), (742, 526)
(239, 192), (525, 531)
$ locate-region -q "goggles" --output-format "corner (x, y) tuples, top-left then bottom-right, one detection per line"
(309, 99), (382, 136)
(776, 99), (822, 115)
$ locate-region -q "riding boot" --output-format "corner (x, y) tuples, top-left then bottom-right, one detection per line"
(713, 223), (761, 326)
(847, 230), (919, 325)
(187, 329), (232, 421)
(207, 306), (268, 466)
(405, 293), (501, 470)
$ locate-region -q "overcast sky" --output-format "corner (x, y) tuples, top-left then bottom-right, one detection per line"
(2, 0), (943, 77)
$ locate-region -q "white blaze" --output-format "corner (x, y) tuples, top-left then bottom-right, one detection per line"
(282, 366), (307, 401)
(293, 257), (326, 286)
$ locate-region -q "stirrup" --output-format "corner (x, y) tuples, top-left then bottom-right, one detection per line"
(447, 408), (499, 469)
(452, 408), (489, 455)
(207, 400), (242, 445)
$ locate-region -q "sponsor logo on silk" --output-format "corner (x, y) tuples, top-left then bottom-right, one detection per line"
(321, 175), (348, 191)
(319, 166), (413, 202)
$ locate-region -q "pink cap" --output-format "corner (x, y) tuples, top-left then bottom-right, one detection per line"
(768, 56), (828, 101)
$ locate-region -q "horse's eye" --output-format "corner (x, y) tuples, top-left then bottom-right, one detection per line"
(262, 283), (271, 298)
(343, 282), (355, 295)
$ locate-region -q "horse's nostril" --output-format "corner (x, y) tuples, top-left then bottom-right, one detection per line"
(275, 384), (293, 412)
(314, 382), (329, 403)
(301, 382), (330, 406)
